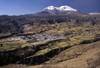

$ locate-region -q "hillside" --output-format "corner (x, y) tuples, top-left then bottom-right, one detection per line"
(0, 14), (100, 36)
(1, 40), (100, 68)
(0, 21), (100, 67)
(0, 5), (100, 68)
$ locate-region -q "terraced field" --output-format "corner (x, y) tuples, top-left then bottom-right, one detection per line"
(0, 23), (100, 67)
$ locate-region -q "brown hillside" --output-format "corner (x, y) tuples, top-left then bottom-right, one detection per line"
(1, 40), (100, 68)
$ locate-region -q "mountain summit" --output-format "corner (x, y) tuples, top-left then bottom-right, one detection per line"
(34, 5), (86, 16)
(43, 5), (77, 12)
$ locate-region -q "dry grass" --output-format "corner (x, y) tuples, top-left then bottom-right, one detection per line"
(0, 39), (7, 43)
(0, 43), (20, 51)
(0, 33), (11, 37)
(35, 48), (51, 56)
(21, 44), (33, 48)
(0, 40), (26, 51)
(6, 41), (26, 44)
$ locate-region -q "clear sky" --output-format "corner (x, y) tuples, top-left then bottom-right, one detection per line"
(0, 0), (100, 15)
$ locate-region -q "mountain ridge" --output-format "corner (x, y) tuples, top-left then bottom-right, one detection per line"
(32, 5), (87, 16)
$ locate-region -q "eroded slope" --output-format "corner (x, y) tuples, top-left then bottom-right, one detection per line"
(27, 41), (100, 68)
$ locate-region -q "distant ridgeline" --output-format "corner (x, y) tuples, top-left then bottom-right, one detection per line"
(0, 14), (99, 35)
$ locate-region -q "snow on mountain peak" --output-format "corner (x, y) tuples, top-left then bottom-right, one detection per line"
(44, 5), (77, 12)
(44, 6), (56, 10)
(58, 5), (77, 11)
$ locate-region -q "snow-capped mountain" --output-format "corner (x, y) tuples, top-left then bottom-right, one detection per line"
(43, 5), (77, 12)
(34, 5), (87, 16)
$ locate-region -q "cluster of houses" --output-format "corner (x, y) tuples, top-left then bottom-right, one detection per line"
(6, 33), (77, 43)
(6, 33), (64, 43)
(7, 37), (22, 41)
(26, 33), (64, 43)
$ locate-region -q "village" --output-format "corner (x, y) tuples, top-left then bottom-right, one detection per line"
(6, 33), (77, 43)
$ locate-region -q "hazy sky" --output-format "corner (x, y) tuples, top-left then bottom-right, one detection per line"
(0, 0), (100, 15)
